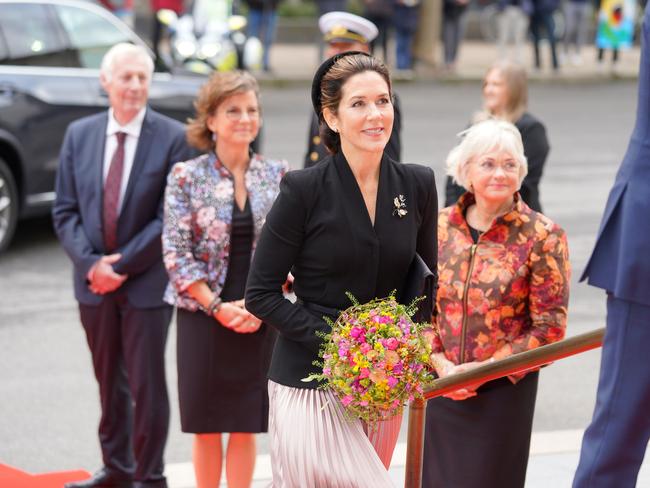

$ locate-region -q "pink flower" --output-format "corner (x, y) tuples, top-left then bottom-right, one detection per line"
(385, 338), (399, 350)
(350, 327), (365, 340)
(341, 395), (354, 406)
(323, 367), (332, 376)
(360, 343), (371, 354)
(398, 317), (409, 332)
(387, 376), (398, 388)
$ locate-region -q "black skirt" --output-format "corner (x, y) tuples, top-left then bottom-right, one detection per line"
(177, 309), (276, 433)
(177, 200), (276, 433)
(422, 371), (539, 488)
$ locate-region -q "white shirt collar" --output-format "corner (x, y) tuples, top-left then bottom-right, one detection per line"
(106, 107), (147, 138)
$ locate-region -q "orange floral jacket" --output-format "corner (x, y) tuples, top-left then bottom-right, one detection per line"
(432, 193), (570, 373)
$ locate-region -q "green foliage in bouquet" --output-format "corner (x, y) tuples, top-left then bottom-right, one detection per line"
(304, 292), (435, 424)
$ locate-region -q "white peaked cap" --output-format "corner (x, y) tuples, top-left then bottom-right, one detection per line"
(318, 11), (379, 44)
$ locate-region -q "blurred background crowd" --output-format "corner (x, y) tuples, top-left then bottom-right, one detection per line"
(104, 0), (646, 77)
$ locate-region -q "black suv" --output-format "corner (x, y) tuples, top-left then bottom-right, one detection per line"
(0, 0), (203, 252)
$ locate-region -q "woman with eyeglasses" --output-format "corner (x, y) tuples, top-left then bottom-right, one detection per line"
(422, 119), (570, 488)
(162, 71), (288, 488)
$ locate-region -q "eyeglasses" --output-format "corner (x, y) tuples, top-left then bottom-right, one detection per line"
(475, 160), (519, 174)
(224, 107), (260, 121)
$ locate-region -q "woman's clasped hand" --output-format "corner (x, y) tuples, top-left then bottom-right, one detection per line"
(214, 300), (262, 333)
(431, 352), (492, 400)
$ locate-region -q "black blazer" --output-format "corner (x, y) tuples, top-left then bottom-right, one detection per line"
(246, 152), (437, 388)
(445, 112), (549, 213)
(52, 108), (191, 307)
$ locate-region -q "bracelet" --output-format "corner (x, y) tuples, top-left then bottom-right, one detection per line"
(205, 296), (222, 317)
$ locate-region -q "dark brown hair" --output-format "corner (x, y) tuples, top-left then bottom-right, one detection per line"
(318, 54), (392, 154)
(186, 70), (260, 151)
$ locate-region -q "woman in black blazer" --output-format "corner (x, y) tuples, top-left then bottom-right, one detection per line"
(245, 52), (437, 486)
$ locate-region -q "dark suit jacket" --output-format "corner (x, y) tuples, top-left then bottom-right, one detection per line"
(582, 5), (650, 307)
(53, 108), (191, 308)
(246, 152), (437, 388)
(304, 94), (403, 168)
(445, 112), (549, 213)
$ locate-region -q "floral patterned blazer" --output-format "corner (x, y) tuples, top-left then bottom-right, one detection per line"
(162, 152), (289, 311)
(432, 192), (570, 378)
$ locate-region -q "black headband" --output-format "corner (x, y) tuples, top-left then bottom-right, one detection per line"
(310, 51), (372, 117)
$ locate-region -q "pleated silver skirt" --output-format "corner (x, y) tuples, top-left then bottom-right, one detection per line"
(267, 380), (401, 488)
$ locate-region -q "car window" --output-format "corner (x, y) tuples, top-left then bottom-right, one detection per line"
(0, 3), (70, 66)
(54, 4), (132, 69)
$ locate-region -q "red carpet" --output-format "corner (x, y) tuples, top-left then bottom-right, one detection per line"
(0, 463), (90, 488)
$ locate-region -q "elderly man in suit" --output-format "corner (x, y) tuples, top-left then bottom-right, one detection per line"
(573, 4), (650, 488)
(53, 43), (191, 488)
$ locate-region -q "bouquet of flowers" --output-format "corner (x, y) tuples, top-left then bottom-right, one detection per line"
(305, 292), (434, 423)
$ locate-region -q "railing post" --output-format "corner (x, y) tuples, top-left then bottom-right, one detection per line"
(404, 397), (426, 488)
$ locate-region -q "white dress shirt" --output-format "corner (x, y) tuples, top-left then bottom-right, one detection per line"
(103, 107), (146, 214)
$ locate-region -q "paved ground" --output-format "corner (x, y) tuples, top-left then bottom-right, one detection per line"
(0, 78), (644, 486)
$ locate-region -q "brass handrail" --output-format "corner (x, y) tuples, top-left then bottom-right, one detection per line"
(404, 327), (606, 488)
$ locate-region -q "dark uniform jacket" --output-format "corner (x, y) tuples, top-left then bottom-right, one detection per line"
(304, 94), (403, 168)
(246, 152), (437, 388)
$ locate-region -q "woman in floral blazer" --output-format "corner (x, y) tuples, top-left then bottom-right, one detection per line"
(422, 119), (570, 488)
(162, 71), (288, 488)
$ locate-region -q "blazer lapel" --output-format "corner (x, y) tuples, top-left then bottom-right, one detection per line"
(372, 154), (393, 234)
(92, 113), (109, 243)
(121, 108), (156, 211)
(332, 152), (378, 239)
